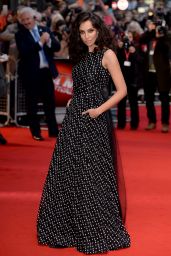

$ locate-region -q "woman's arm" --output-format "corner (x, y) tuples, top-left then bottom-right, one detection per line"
(82, 49), (127, 118)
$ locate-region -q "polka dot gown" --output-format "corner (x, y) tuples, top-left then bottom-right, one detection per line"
(37, 49), (131, 254)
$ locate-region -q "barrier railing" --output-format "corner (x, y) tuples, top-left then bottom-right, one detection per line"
(3, 56), (168, 128)
(14, 59), (73, 126)
(0, 55), (11, 126)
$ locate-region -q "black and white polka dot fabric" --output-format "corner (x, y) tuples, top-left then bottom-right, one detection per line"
(37, 49), (131, 254)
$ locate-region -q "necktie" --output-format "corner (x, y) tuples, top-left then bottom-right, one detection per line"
(32, 28), (48, 65)
(32, 27), (40, 41)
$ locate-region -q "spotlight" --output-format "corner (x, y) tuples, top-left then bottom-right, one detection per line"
(117, 0), (129, 11)
(112, 1), (117, 10)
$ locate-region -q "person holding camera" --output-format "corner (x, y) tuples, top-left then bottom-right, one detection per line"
(140, 20), (171, 132)
(153, 25), (171, 133)
(116, 31), (140, 130)
(53, 19), (69, 58)
(139, 19), (158, 130)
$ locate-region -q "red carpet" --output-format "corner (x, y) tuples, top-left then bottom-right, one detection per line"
(0, 106), (171, 256)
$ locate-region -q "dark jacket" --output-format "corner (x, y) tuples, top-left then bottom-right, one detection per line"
(139, 29), (156, 82)
(117, 46), (140, 87)
(15, 25), (60, 80)
(153, 36), (171, 92)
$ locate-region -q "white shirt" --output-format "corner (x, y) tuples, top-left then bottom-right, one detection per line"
(30, 26), (49, 69)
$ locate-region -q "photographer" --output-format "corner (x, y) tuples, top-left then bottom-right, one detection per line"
(53, 19), (69, 58)
(153, 25), (171, 133)
(116, 31), (140, 130)
(139, 19), (157, 130)
(140, 19), (171, 132)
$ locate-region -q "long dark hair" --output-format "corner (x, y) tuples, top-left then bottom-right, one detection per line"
(68, 11), (116, 64)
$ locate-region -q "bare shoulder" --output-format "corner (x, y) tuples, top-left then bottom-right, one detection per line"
(104, 49), (116, 57)
(102, 49), (117, 68)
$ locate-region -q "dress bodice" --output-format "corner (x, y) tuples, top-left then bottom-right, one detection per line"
(72, 50), (111, 98)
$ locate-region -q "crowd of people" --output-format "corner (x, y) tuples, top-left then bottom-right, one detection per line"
(0, 0), (171, 145)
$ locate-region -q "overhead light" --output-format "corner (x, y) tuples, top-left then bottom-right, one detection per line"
(117, 0), (129, 11)
(112, 1), (117, 10)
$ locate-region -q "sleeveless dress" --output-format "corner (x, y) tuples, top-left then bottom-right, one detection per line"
(37, 49), (131, 254)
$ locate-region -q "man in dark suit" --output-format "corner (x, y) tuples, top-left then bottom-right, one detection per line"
(153, 26), (171, 133)
(15, 7), (60, 140)
(139, 20), (157, 131)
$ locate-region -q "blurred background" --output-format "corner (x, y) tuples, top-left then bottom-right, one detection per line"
(0, 0), (171, 131)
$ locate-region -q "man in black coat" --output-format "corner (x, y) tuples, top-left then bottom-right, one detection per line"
(139, 20), (158, 131)
(117, 34), (140, 130)
(15, 7), (60, 140)
(153, 26), (171, 133)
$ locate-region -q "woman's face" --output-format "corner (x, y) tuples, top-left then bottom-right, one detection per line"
(79, 20), (98, 50)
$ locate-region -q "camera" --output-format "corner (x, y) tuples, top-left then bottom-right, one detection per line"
(123, 36), (132, 50)
(55, 20), (70, 34)
(155, 19), (166, 27)
(155, 19), (167, 36)
(41, 16), (47, 22)
(156, 25), (167, 36)
(61, 26), (70, 34)
(156, 7), (165, 18)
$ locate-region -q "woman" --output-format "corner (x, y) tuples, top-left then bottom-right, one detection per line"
(37, 12), (131, 254)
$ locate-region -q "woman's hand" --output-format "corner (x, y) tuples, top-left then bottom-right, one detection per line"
(82, 108), (101, 119)
(67, 98), (72, 107)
